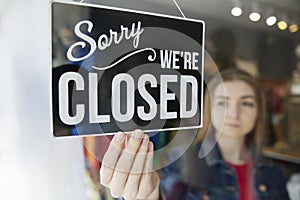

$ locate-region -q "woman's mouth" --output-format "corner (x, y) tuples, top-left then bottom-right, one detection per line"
(226, 123), (240, 128)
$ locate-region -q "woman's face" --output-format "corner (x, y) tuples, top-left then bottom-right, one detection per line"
(212, 80), (258, 139)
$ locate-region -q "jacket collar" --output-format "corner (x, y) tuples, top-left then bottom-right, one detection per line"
(204, 143), (225, 166)
(197, 131), (225, 166)
(197, 131), (272, 168)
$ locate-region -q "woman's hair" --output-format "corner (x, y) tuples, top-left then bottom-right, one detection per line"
(198, 68), (266, 155)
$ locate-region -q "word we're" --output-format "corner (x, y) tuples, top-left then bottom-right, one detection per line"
(160, 50), (199, 70)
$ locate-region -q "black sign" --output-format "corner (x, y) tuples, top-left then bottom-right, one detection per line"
(51, 1), (205, 137)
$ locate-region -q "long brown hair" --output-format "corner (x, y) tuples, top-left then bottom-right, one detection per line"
(197, 68), (266, 155)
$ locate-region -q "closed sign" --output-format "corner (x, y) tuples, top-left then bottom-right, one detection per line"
(51, 1), (205, 137)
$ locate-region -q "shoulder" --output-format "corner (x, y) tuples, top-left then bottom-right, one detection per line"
(256, 158), (284, 173)
(255, 159), (288, 190)
(255, 156), (286, 177)
(254, 161), (290, 199)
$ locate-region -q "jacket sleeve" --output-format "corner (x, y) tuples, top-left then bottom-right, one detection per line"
(258, 165), (291, 200)
(274, 167), (290, 200)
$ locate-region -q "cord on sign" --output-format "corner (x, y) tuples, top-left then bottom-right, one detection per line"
(172, 0), (186, 18)
(78, 0), (186, 19)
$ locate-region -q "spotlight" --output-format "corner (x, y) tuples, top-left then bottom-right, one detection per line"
(266, 16), (277, 26)
(289, 24), (299, 33)
(249, 2), (261, 22)
(277, 20), (288, 30)
(249, 12), (261, 22)
(265, 7), (277, 26)
(231, 0), (243, 17)
(231, 7), (242, 17)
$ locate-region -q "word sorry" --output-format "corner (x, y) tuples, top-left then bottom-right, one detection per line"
(67, 20), (144, 62)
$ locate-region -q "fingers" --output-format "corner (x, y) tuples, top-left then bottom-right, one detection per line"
(128, 135), (149, 174)
(100, 130), (159, 200)
(122, 135), (150, 199)
(137, 142), (157, 199)
(144, 142), (154, 173)
(100, 132), (125, 186)
(109, 129), (145, 197)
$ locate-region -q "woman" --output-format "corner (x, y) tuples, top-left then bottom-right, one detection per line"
(99, 68), (290, 200)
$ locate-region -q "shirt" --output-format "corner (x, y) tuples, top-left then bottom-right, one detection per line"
(227, 159), (256, 200)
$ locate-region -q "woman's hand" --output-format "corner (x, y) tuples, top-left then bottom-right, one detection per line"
(100, 129), (160, 200)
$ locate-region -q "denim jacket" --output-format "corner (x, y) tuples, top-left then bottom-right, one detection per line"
(160, 140), (290, 200)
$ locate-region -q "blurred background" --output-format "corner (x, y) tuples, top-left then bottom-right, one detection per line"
(0, 0), (300, 199)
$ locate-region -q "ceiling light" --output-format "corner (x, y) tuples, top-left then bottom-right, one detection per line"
(265, 7), (277, 26)
(289, 24), (299, 33)
(266, 16), (277, 26)
(249, 12), (261, 22)
(277, 20), (288, 30)
(277, 13), (289, 31)
(231, 7), (242, 17)
(230, 0), (243, 17)
(249, 2), (261, 22)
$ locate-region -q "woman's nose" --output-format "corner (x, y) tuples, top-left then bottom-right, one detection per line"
(227, 103), (239, 118)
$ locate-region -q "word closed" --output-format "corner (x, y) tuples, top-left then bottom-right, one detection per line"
(58, 72), (198, 125)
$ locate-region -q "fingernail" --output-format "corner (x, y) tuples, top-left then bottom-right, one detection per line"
(132, 129), (143, 140)
(115, 132), (124, 142)
(142, 135), (149, 145)
(149, 142), (153, 151)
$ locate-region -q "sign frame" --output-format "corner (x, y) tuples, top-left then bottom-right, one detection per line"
(50, 0), (205, 137)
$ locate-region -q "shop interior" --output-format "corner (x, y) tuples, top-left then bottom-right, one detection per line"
(0, 0), (300, 200)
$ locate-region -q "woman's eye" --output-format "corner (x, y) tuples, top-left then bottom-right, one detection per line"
(241, 101), (254, 107)
(216, 101), (226, 106)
